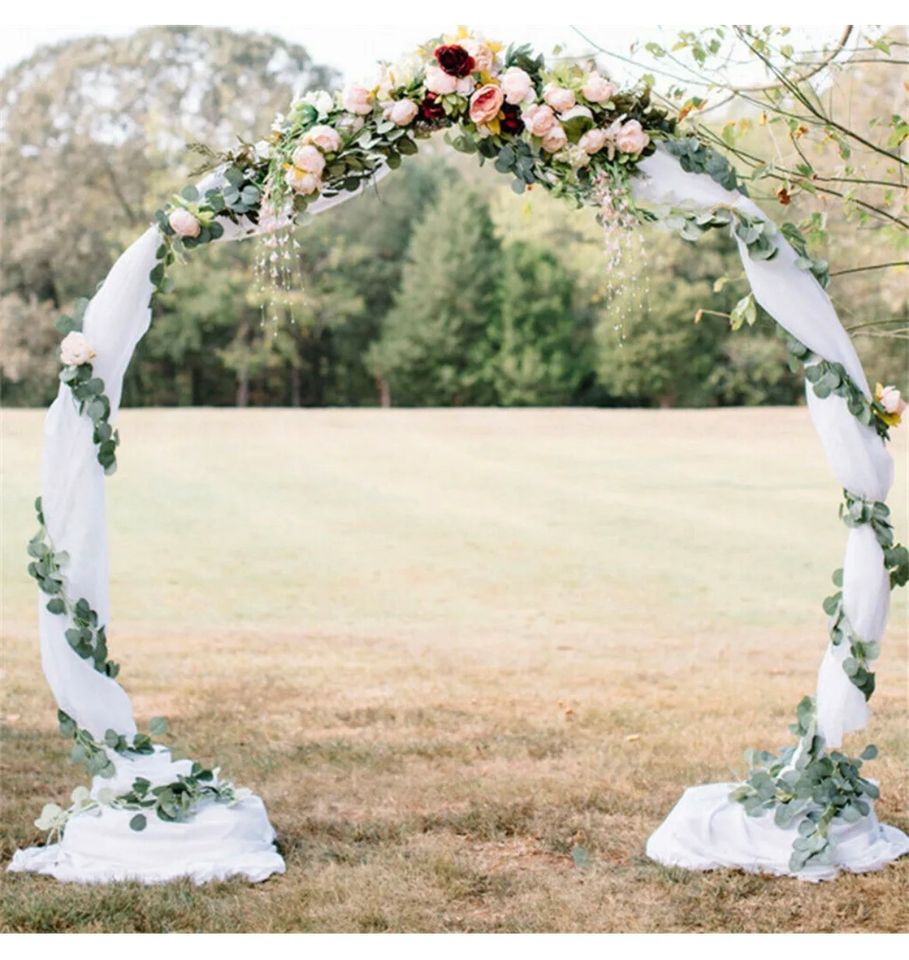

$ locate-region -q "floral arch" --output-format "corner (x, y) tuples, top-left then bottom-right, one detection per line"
(10, 29), (909, 885)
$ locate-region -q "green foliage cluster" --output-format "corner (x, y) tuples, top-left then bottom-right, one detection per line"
(731, 697), (880, 872)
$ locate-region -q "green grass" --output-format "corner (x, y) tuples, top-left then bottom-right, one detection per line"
(1, 407), (907, 932)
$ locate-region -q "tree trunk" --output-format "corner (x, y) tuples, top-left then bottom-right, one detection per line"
(376, 374), (391, 408)
(236, 367), (249, 407)
(290, 367), (302, 407)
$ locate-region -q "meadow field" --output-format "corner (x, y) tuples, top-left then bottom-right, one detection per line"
(1, 406), (907, 933)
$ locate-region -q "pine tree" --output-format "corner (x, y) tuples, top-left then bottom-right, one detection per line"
(374, 179), (501, 406)
(493, 241), (593, 405)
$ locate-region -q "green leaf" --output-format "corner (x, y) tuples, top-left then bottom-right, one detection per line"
(148, 716), (168, 737)
(129, 813), (147, 831)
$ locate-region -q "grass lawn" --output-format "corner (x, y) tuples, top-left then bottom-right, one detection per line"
(1, 406), (907, 932)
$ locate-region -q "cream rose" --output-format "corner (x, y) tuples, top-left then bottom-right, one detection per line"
(469, 84), (505, 126)
(388, 98), (419, 126)
(615, 119), (650, 154)
(541, 123), (568, 153)
(168, 208), (201, 238)
(879, 385), (906, 416)
(578, 128), (609, 155)
(425, 65), (458, 96)
(463, 39), (494, 74)
(60, 331), (96, 367)
(285, 167), (321, 196)
(500, 67), (532, 105)
(543, 83), (576, 114)
(292, 144), (326, 175)
(303, 124), (342, 153)
(581, 73), (615, 104)
(522, 103), (556, 137)
(342, 85), (373, 116)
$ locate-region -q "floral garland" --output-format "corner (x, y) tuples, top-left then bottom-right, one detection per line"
(28, 28), (909, 874)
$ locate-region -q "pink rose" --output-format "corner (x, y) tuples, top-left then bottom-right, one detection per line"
(285, 167), (321, 196)
(292, 144), (326, 175)
(500, 67), (532, 105)
(388, 98), (418, 126)
(541, 123), (568, 153)
(581, 73), (615, 104)
(469, 84), (505, 126)
(60, 331), (95, 367)
(615, 119), (650, 154)
(543, 83), (576, 114)
(168, 208), (201, 238)
(425, 65), (458, 96)
(343, 85), (373, 116)
(578, 128), (609, 155)
(303, 124), (342, 153)
(879, 385), (906, 416)
(522, 103), (556, 137)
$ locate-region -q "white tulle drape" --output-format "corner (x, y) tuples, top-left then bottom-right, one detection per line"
(632, 148), (907, 879)
(633, 149), (893, 749)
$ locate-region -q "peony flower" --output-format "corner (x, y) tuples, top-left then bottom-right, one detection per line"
(285, 166), (321, 196)
(425, 64), (459, 96)
(541, 123), (568, 153)
(543, 83), (576, 114)
(876, 383), (906, 425)
(434, 44), (475, 78)
(303, 124), (342, 153)
(388, 98), (419, 126)
(469, 84), (505, 126)
(581, 72), (615, 104)
(292, 144), (326, 175)
(463, 38), (494, 74)
(168, 208), (201, 238)
(343, 85), (373, 116)
(60, 331), (95, 367)
(500, 66), (533, 105)
(578, 128), (609, 155)
(522, 103), (556, 137)
(615, 119), (650, 154)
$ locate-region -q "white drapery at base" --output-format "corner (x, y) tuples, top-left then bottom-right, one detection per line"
(646, 784), (909, 882)
(8, 749), (285, 885)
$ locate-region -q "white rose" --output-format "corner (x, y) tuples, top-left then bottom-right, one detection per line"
(581, 73), (615, 104)
(543, 83), (576, 114)
(343, 85), (373, 116)
(388, 98), (418, 126)
(425, 65), (458, 96)
(168, 208), (201, 238)
(463, 39), (494, 74)
(302, 89), (334, 117)
(541, 123), (568, 153)
(500, 67), (533, 105)
(285, 167), (321, 196)
(292, 144), (326, 175)
(60, 331), (96, 367)
(303, 124), (342, 153)
(879, 385), (906, 415)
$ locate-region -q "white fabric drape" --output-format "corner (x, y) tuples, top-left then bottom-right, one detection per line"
(632, 148), (893, 749)
(12, 169), (390, 885)
(633, 148), (907, 879)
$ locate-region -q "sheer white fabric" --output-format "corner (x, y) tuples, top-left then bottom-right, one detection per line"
(633, 148), (906, 878)
(11, 171), (389, 885)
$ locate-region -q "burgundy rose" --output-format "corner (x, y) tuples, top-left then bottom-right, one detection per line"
(434, 44), (475, 78)
(500, 104), (524, 135)
(419, 93), (447, 123)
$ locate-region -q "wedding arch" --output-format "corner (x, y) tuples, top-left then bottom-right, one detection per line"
(10, 30), (909, 885)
